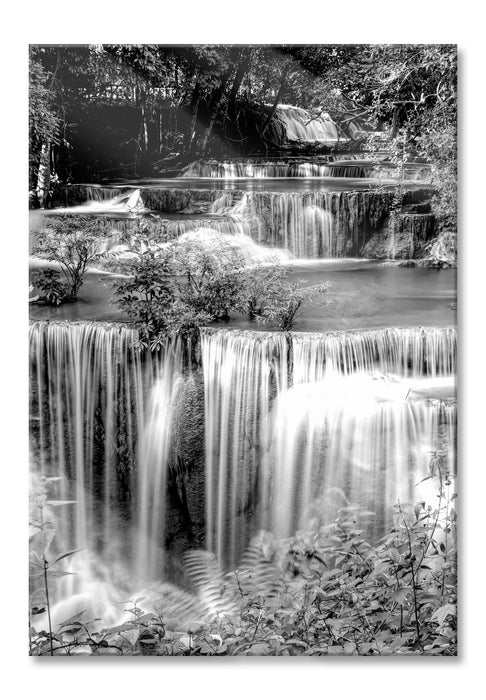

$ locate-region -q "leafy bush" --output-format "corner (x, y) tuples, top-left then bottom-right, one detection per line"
(32, 269), (69, 306)
(111, 239), (174, 341)
(112, 233), (331, 343)
(32, 216), (110, 300)
(111, 234), (245, 348)
(172, 235), (247, 322)
(30, 454), (456, 656)
(239, 266), (330, 331)
(237, 264), (291, 319)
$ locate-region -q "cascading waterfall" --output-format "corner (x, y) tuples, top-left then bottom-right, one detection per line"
(30, 322), (456, 595)
(201, 329), (288, 569)
(51, 187), (144, 215)
(84, 186), (124, 202)
(182, 156), (373, 179)
(181, 157), (429, 180)
(210, 190), (395, 258)
(210, 191), (334, 258)
(291, 326), (457, 381)
(50, 182), (431, 262)
(29, 321), (185, 600)
(84, 186), (135, 204)
(269, 377), (455, 540)
(62, 187), (427, 262)
(136, 339), (185, 581)
(61, 214), (256, 246)
(200, 326), (456, 563)
(275, 105), (340, 143)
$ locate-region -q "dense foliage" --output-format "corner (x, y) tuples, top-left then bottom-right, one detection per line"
(29, 455), (456, 656)
(247, 270), (330, 331)
(29, 53), (60, 194)
(111, 233), (330, 344)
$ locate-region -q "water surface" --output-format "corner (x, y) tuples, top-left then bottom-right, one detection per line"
(29, 260), (456, 332)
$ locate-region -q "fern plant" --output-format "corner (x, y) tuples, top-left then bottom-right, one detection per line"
(29, 461), (456, 656)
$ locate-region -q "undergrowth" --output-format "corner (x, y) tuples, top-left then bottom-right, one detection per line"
(29, 453), (456, 656)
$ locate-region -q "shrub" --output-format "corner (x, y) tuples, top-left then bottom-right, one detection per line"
(112, 233), (331, 343)
(241, 266), (330, 331)
(29, 455), (456, 656)
(111, 237), (174, 341)
(112, 234), (250, 347)
(32, 216), (110, 300)
(173, 235), (247, 321)
(237, 264), (290, 319)
(112, 234), (238, 348)
(32, 269), (69, 306)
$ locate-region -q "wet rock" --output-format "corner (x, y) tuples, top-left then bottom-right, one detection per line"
(361, 212), (436, 260)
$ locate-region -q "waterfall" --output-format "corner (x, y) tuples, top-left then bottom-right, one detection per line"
(84, 186), (124, 202)
(275, 105), (340, 143)
(136, 345), (185, 580)
(72, 189), (426, 262)
(269, 377), (455, 540)
(210, 190), (395, 258)
(201, 329), (288, 568)
(200, 326), (456, 563)
(29, 321), (184, 598)
(182, 158), (355, 179)
(291, 326), (457, 381)
(51, 187), (144, 215)
(324, 161), (430, 181)
(51, 184), (429, 262)
(181, 158), (430, 181)
(180, 154), (385, 178)
(30, 322), (456, 586)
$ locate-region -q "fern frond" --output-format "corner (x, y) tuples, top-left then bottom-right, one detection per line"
(234, 531), (283, 600)
(182, 550), (237, 617)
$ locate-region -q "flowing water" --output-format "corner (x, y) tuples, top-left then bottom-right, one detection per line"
(182, 158), (430, 181)
(200, 327), (455, 564)
(29, 147), (456, 615)
(30, 322), (456, 580)
(274, 105), (340, 143)
(44, 177), (430, 260)
(30, 322), (186, 601)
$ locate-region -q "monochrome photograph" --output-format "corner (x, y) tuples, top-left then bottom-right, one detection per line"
(28, 43), (457, 656)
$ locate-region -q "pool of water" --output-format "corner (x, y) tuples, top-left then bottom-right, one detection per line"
(29, 260), (456, 332)
(94, 176), (427, 194)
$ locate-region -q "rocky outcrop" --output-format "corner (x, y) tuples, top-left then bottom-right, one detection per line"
(361, 212), (436, 259)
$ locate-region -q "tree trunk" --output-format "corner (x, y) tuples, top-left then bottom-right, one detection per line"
(159, 105), (163, 154)
(36, 142), (51, 208)
(140, 89), (149, 152)
(184, 81), (201, 153)
(261, 66), (290, 137)
(228, 48), (252, 105)
(196, 69), (233, 155)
